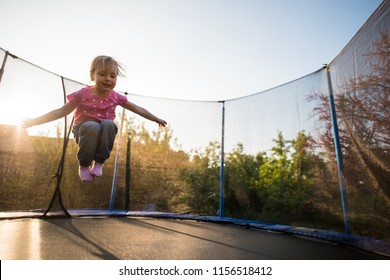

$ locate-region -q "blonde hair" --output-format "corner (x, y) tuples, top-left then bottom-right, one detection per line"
(90, 55), (126, 79)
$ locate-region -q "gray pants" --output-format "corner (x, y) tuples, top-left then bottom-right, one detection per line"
(73, 120), (118, 167)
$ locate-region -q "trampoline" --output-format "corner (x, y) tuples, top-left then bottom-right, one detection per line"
(0, 210), (389, 260)
(1, 0), (390, 264)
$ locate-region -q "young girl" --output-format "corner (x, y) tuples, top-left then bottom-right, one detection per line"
(23, 56), (167, 182)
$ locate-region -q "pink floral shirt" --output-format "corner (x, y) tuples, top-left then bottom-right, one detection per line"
(67, 87), (127, 125)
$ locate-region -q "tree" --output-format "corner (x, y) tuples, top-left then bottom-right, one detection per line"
(224, 143), (264, 218)
(180, 141), (221, 215)
(254, 132), (315, 221)
(117, 118), (189, 212)
(309, 32), (390, 203)
(308, 32), (390, 238)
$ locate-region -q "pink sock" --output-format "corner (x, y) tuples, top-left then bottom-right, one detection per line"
(79, 166), (95, 182)
(90, 162), (103, 177)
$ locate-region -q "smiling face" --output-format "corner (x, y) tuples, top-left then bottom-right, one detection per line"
(91, 63), (118, 94)
(90, 56), (125, 96)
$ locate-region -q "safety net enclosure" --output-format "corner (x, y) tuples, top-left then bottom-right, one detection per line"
(0, 0), (389, 257)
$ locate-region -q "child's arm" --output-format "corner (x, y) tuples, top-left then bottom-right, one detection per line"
(22, 102), (77, 128)
(122, 101), (167, 127)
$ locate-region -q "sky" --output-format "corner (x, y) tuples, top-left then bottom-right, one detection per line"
(0, 0), (383, 101)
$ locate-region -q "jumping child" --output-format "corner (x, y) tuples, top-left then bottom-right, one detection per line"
(23, 55), (167, 182)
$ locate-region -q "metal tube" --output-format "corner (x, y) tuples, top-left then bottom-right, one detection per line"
(219, 100), (225, 218)
(109, 99), (127, 210)
(325, 65), (352, 234)
(42, 76), (72, 218)
(0, 51), (10, 84)
(125, 124), (131, 210)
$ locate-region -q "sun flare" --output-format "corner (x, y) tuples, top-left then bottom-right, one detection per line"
(0, 101), (35, 126)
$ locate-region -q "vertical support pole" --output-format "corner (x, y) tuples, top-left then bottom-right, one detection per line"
(42, 76), (72, 218)
(0, 51), (17, 85)
(219, 100), (225, 218)
(325, 65), (352, 234)
(0, 51), (10, 84)
(109, 92), (128, 210)
(125, 124), (131, 210)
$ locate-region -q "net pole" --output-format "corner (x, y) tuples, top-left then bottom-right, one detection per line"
(219, 100), (225, 218)
(42, 116), (73, 218)
(0, 51), (9, 84)
(42, 76), (72, 218)
(109, 92), (128, 210)
(125, 125), (131, 210)
(0, 51), (16, 85)
(325, 65), (352, 234)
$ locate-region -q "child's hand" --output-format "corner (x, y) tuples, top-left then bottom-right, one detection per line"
(21, 118), (34, 128)
(157, 119), (167, 127)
